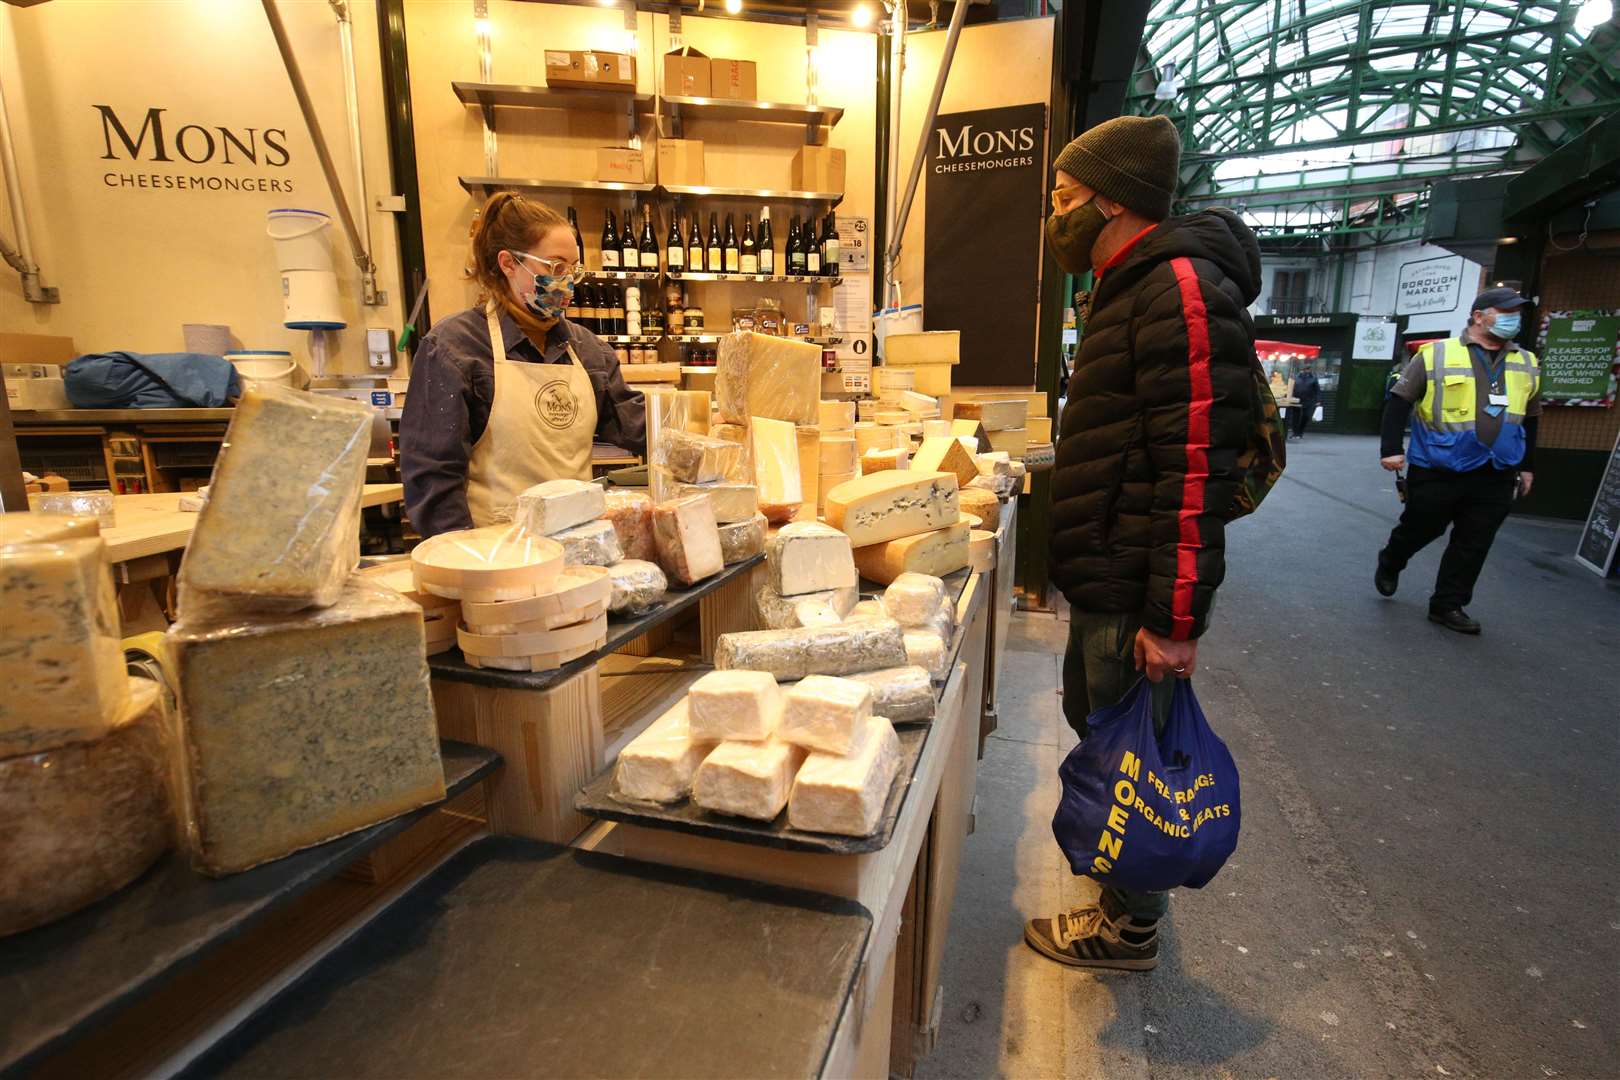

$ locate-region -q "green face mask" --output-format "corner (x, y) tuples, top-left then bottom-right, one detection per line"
(1045, 196), (1112, 275)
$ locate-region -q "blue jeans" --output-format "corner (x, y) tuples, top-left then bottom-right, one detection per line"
(1062, 611), (1173, 923)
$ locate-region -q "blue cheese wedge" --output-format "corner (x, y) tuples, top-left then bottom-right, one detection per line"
(167, 576), (445, 876)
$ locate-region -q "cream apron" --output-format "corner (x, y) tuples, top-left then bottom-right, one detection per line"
(465, 305), (597, 526)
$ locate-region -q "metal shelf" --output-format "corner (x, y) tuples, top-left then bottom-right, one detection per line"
(660, 183), (842, 206)
(679, 365), (717, 373)
(668, 271), (842, 285)
(599, 335), (662, 345)
(662, 95), (843, 141)
(453, 81), (655, 114)
(459, 176), (657, 197)
(587, 270), (660, 281)
(666, 334), (722, 344)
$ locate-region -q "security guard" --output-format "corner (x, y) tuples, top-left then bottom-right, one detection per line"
(1374, 287), (1540, 634)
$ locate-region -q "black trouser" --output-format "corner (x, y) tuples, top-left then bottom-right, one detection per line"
(1379, 464), (1516, 612)
(1291, 401), (1315, 438)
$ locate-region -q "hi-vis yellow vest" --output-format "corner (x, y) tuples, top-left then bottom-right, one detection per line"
(1409, 337), (1539, 471)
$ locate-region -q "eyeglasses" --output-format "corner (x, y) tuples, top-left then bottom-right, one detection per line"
(510, 250), (587, 283)
(1050, 185), (1087, 213)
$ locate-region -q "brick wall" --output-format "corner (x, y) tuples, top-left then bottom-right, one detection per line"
(1538, 242), (1620, 452)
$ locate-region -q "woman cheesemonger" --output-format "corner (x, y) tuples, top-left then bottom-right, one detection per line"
(401, 192), (646, 537)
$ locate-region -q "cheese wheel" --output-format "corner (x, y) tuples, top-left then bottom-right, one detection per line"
(956, 486), (1001, 526)
(456, 611), (608, 659)
(411, 524), (564, 600)
(459, 565), (611, 630)
(969, 529), (996, 572)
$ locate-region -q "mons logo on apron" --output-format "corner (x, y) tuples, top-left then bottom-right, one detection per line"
(535, 379), (581, 431)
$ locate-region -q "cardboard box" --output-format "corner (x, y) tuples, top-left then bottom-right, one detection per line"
(792, 145), (846, 193)
(0, 332), (76, 365)
(656, 139), (705, 186)
(6, 376), (70, 410)
(544, 50), (637, 91)
(664, 48), (711, 98)
(596, 147), (646, 184)
(709, 58), (757, 101)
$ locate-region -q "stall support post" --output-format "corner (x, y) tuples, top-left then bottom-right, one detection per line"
(376, 0), (432, 341)
(0, 59), (57, 304)
(886, 0), (970, 285)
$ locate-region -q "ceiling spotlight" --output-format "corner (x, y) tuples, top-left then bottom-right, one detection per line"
(725, 0), (742, 12)
(852, 4), (873, 27)
(1575, 0), (1612, 35)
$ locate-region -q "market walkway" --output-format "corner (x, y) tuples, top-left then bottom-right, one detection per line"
(919, 434), (1620, 1080)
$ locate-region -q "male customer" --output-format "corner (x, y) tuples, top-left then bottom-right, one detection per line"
(1290, 362), (1321, 440)
(1025, 114), (1262, 971)
(1375, 287), (1540, 634)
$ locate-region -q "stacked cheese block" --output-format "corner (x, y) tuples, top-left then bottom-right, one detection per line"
(956, 397), (1035, 463)
(754, 521), (858, 630)
(164, 382), (445, 876)
(715, 332), (828, 527)
(614, 670), (902, 838)
(654, 429), (765, 572)
(883, 330), (959, 394)
(882, 572), (958, 682)
(1, 511), (176, 935)
(826, 468), (971, 587)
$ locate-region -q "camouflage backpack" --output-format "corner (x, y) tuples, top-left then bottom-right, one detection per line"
(1223, 349), (1287, 522)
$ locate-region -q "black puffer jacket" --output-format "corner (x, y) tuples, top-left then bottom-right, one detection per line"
(1050, 209), (1261, 641)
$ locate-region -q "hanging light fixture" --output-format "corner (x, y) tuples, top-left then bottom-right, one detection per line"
(852, 4), (873, 28)
(1154, 61), (1180, 101)
(725, 0), (742, 12)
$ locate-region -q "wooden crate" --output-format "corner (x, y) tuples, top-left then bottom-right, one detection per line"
(342, 784), (489, 885)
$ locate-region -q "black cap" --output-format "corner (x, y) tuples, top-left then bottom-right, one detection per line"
(1471, 286), (1527, 312)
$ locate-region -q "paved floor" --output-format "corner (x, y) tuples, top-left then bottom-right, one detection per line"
(918, 434), (1620, 1080)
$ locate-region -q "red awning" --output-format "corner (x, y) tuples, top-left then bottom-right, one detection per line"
(1405, 337), (1445, 355)
(1253, 339), (1322, 361)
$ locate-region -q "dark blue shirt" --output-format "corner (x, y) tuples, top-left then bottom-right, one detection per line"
(400, 306), (645, 537)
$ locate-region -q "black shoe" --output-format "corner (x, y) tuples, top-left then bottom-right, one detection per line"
(1429, 608), (1481, 635)
(1374, 565), (1399, 597)
(1024, 904), (1160, 972)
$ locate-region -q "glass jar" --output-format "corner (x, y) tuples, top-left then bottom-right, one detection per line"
(686, 306), (705, 331)
(614, 345), (631, 365)
(667, 304), (685, 334)
(756, 297), (783, 337)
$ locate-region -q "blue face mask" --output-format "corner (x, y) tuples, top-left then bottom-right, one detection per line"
(509, 251), (576, 322)
(1489, 312), (1520, 340)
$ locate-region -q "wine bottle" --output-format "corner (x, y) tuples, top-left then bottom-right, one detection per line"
(620, 207), (640, 271)
(565, 278), (583, 324)
(567, 207), (585, 267)
(822, 214), (840, 276)
(706, 213), (722, 277)
(639, 208), (658, 273)
(578, 283), (598, 333)
(609, 283), (626, 336)
(758, 206), (775, 275)
(687, 213), (704, 273)
(787, 215), (805, 275)
(601, 211), (620, 271)
(740, 213), (759, 275)
(724, 213), (740, 273)
(667, 212), (685, 273)
(806, 212), (822, 275)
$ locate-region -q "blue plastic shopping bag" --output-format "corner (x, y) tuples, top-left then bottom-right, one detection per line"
(1052, 677), (1241, 893)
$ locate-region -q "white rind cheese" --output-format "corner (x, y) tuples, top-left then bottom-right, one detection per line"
(688, 669), (782, 742)
(607, 559), (668, 614)
(715, 618), (908, 679)
(718, 513), (768, 565)
(167, 577), (446, 876)
(766, 521), (856, 597)
(779, 674), (874, 755)
(652, 495), (724, 586)
(788, 715), (901, 837)
(663, 430), (746, 484)
(515, 479), (606, 536)
(881, 572), (947, 626)
(755, 581), (859, 630)
(553, 519), (624, 567)
(180, 383), (370, 615)
(614, 700), (716, 804)
(848, 599), (886, 621)
(903, 629), (950, 681)
(825, 471), (959, 547)
(0, 677), (174, 937)
(716, 331), (822, 425)
(0, 535), (128, 757)
(693, 738), (807, 821)
(847, 666), (936, 722)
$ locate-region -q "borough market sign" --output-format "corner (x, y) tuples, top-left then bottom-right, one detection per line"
(1395, 255), (1464, 316)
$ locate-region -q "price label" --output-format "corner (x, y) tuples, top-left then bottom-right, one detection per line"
(836, 216), (870, 273)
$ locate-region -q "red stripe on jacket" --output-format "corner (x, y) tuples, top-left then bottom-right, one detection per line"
(1168, 257), (1214, 640)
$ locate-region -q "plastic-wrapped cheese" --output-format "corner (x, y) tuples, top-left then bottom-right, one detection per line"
(715, 618), (907, 680)
(663, 430), (745, 485)
(674, 481), (759, 524)
(779, 675), (874, 755)
(29, 489), (116, 528)
(903, 629), (950, 681)
(1, 511), (100, 545)
(716, 331), (822, 426)
(766, 521), (856, 597)
(755, 581), (858, 630)
(179, 383), (370, 616)
(515, 478), (606, 536)
(553, 519), (623, 567)
(602, 490), (656, 561)
(0, 677), (174, 937)
(718, 513), (767, 565)
(178, 487), (210, 512)
(788, 716), (901, 837)
(167, 577), (445, 876)
(847, 666), (936, 722)
(881, 572), (947, 627)
(607, 559), (667, 615)
(652, 495), (724, 586)
(1, 535), (128, 757)
(848, 598), (886, 621)
(693, 738), (807, 821)
(614, 700), (716, 804)
(688, 669), (781, 742)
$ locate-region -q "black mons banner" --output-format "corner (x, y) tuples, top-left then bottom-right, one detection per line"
(923, 103), (1048, 387)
